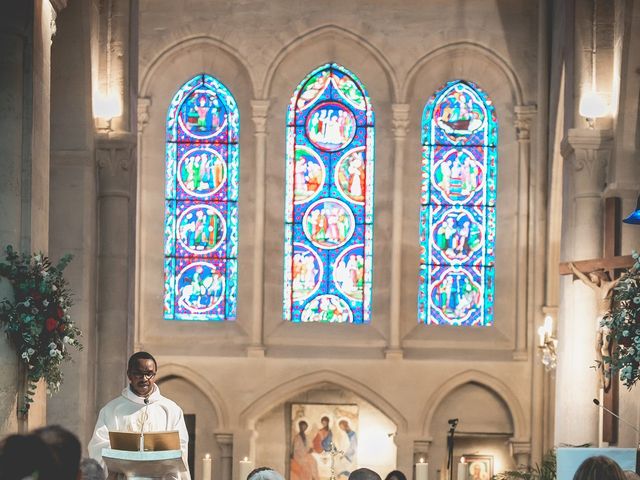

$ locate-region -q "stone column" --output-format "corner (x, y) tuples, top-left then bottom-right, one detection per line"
(387, 104), (410, 359)
(555, 128), (612, 446)
(96, 133), (136, 406)
(248, 100), (269, 357)
(514, 105), (537, 358)
(215, 432), (234, 480)
(413, 440), (432, 480)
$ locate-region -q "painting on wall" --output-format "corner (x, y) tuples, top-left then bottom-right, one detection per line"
(290, 403), (359, 480)
(463, 455), (493, 480)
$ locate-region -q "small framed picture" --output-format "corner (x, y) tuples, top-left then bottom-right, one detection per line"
(463, 455), (493, 480)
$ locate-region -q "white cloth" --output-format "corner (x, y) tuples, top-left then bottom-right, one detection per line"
(88, 385), (190, 480)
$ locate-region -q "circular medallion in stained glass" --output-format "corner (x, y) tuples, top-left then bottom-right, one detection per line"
(291, 243), (323, 302)
(178, 88), (227, 140)
(432, 149), (483, 204)
(178, 147), (227, 198)
(300, 294), (353, 323)
(434, 84), (486, 141)
(430, 269), (481, 325)
(335, 146), (366, 204)
(176, 261), (225, 313)
(177, 204), (226, 255)
(293, 146), (325, 204)
(302, 198), (355, 249)
(432, 209), (483, 262)
(305, 101), (356, 152)
(333, 244), (365, 301)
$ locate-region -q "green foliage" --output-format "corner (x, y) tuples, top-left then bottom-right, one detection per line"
(493, 450), (556, 480)
(601, 252), (640, 389)
(0, 245), (83, 415)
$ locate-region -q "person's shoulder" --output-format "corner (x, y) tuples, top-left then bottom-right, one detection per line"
(100, 395), (126, 411)
(157, 395), (184, 412)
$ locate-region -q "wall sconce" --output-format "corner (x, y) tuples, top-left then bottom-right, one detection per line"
(623, 195), (640, 225)
(537, 315), (557, 370)
(579, 91), (608, 128)
(93, 92), (122, 121)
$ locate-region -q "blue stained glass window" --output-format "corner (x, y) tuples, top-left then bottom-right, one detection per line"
(283, 63), (375, 324)
(418, 80), (497, 326)
(164, 74), (239, 321)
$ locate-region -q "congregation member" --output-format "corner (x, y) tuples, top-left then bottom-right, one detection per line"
(349, 468), (382, 480)
(88, 351), (190, 479)
(573, 456), (627, 480)
(385, 470), (407, 480)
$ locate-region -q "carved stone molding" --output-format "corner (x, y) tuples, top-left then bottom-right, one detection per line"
(137, 97), (152, 134)
(514, 105), (537, 142)
(563, 128), (613, 197)
(96, 132), (136, 195)
(413, 439), (432, 462)
(251, 100), (270, 134)
(214, 432), (233, 456)
(509, 439), (531, 467)
(392, 103), (410, 138)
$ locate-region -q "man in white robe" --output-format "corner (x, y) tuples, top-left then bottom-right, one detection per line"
(88, 352), (190, 479)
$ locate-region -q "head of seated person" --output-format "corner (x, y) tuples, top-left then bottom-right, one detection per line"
(385, 470), (407, 480)
(349, 468), (382, 480)
(0, 433), (56, 480)
(33, 425), (82, 480)
(573, 455), (626, 480)
(247, 467), (285, 480)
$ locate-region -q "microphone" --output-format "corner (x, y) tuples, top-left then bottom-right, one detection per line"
(593, 398), (640, 435)
(144, 397), (150, 405)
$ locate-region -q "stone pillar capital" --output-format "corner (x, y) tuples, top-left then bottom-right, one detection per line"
(96, 132), (136, 195)
(514, 105), (537, 142)
(413, 439), (432, 462)
(392, 103), (410, 138)
(137, 97), (152, 135)
(215, 432), (233, 455)
(563, 128), (613, 196)
(509, 439), (531, 467)
(251, 100), (270, 134)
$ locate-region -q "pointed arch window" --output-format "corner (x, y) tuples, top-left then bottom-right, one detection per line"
(418, 80), (497, 326)
(283, 63), (375, 324)
(164, 74), (239, 321)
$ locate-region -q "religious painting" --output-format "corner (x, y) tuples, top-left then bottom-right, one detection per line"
(290, 403), (359, 480)
(164, 74), (239, 321)
(418, 80), (497, 327)
(284, 63), (374, 324)
(462, 455), (493, 480)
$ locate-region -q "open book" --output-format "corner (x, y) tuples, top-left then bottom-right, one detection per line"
(108, 431), (180, 452)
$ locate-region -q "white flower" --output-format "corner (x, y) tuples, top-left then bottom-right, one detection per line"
(43, 300), (49, 307)
(52, 285), (57, 292)
(21, 351), (30, 360)
(63, 336), (70, 344)
(49, 349), (57, 357)
(27, 348), (34, 356)
(48, 342), (56, 350)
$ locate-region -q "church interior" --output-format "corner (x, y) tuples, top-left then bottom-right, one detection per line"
(1, 0), (640, 479)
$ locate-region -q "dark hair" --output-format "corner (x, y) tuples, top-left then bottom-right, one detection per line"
(33, 425), (82, 480)
(349, 468), (382, 480)
(573, 456), (626, 480)
(0, 433), (56, 480)
(80, 457), (106, 480)
(385, 471), (408, 480)
(321, 416), (330, 423)
(127, 351), (157, 372)
(248, 467), (275, 480)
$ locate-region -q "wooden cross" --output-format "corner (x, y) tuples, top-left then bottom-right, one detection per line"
(558, 197), (633, 444)
(328, 442), (344, 480)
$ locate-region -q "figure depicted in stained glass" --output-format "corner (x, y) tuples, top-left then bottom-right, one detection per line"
(284, 64), (374, 324)
(419, 80), (496, 327)
(165, 74), (239, 321)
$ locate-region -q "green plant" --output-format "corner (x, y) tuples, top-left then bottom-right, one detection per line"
(0, 245), (83, 415)
(601, 253), (640, 389)
(493, 450), (556, 480)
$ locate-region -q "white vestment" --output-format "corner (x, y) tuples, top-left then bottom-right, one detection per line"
(88, 385), (190, 480)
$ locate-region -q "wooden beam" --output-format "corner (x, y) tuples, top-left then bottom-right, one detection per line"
(558, 255), (634, 275)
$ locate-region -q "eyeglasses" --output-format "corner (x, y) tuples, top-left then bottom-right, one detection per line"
(130, 371), (156, 379)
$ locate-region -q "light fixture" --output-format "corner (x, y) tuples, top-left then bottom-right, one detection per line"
(579, 0), (609, 128)
(623, 195), (640, 225)
(537, 315), (557, 370)
(93, 91), (122, 121)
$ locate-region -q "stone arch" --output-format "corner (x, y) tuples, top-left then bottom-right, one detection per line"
(261, 24), (400, 101)
(402, 41), (524, 105)
(239, 369), (408, 433)
(420, 370), (528, 441)
(139, 35), (257, 98)
(156, 363), (230, 430)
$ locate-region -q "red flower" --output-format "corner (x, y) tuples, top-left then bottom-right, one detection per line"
(57, 307), (64, 319)
(45, 317), (58, 332)
(57, 323), (65, 333)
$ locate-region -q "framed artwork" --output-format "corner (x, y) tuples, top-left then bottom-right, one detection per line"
(289, 403), (359, 480)
(463, 455), (493, 480)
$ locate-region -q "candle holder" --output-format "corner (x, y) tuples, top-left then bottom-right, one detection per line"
(537, 315), (558, 370)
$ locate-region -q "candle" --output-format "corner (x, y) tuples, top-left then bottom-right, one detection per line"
(415, 458), (428, 480)
(239, 456), (254, 480)
(537, 325), (546, 347)
(457, 459), (466, 480)
(203, 453), (212, 480)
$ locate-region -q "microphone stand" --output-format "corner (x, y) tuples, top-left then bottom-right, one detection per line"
(447, 420), (458, 480)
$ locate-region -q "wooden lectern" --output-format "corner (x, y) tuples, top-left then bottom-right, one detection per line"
(102, 448), (188, 479)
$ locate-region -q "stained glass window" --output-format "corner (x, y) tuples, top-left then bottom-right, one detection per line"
(283, 63), (374, 324)
(164, 74), (239, 321)
(418, 80), (497, 326)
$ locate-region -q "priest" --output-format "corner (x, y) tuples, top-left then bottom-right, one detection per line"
(88, 351), (190, 479)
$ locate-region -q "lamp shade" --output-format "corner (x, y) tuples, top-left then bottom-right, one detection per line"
(623, 195), (640, 224)
(579, 91), (608, 119)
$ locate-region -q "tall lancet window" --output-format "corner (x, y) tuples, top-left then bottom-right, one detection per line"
(418, 80), (497, 326)
(164, 74), (239, 321)
(283, 63), (375, 324)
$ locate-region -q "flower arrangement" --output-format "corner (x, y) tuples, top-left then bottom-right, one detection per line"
(601, 252), (640, 389)
(0, 246), (82, 414)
